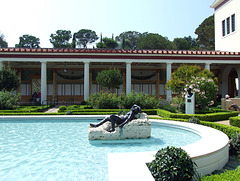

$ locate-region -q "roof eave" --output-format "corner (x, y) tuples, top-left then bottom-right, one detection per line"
(211, 0), (225, 8)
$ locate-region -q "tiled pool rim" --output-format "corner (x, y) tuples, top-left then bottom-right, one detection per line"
(0, 116), (229, 181)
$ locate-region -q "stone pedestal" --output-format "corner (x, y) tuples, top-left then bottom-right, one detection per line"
(185, 94), (195, 114)
(88, 113), (151, 140)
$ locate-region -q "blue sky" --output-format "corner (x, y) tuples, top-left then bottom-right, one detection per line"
(1, 0), (214, 48)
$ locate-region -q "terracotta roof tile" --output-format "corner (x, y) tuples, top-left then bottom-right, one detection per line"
(0, 48), (240, 57)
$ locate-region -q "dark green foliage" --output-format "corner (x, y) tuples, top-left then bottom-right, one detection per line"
(96, 37), (118, 49)
(75, 29), (98, 48)
(116, 31), (141, 49)
(229, 133), (240, 156)
(230, 117), (240, 128)
(173, 37), (192, 50)
(201, 168), (240, 181)
(195, 15), (215, 50)
(58, 106), (67, 112)
(86, 91), (121, 109)
(96, 68), (123, 91)
(136, 33), (175, 50)
(0, 90), (20, 110)
(0, 67), (20, 91)
(15, 34), (40, 48)
(188, 117), (200, 124)
(157, 108), (238, 122)
(49, 30), (72, 48)
(0, 33), (8, 48)
(120, 91), (159, 109)
(148, 146), (196, 181)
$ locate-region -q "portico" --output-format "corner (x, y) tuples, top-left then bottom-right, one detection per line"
(0, 48), (240, 104)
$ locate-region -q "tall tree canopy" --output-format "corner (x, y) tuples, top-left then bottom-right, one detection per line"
(96, 37), (118, 49)
(136, 33), (175, 50)
(75, 29), (98, 48)
(116, 31), (141, 49)
(49, 30), (72, 48)
(15, 34), (40, 48)
(195, 15), (215, 50)
(0, 33), (8, 48)
(173, 38), (191, 50)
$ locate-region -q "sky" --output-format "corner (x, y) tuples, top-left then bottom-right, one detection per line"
(1, 0), (215, 48)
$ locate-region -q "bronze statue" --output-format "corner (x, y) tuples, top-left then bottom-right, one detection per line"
(90, 104), (141, 132)
(187, 88), (193, 98)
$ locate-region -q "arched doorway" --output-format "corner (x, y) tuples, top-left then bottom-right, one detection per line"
(228, 68), (238, 97)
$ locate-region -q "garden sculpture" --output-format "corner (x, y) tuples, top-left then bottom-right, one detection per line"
(90, 104), (141, 132)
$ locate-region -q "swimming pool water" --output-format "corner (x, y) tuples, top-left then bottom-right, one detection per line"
(0, 118), (201, 181)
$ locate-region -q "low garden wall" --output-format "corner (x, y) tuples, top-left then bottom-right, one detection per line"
(221, 98), (240, 111)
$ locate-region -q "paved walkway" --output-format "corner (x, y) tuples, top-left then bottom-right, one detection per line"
(44, 105), (60, 113)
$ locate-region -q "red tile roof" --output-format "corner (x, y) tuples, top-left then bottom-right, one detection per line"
(0, 47), (239, 55)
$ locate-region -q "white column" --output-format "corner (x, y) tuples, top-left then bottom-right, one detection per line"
(166, 62), (172, 101)
(84, 61), (90, 100)
(205, 63), (211, 71)
(126, 62), (132, 95)
(41, 61), (47, 104)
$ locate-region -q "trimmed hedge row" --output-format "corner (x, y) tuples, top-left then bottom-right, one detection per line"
(229, 117), (240, 128)
(201, 168), (240, 181)
(150, 117), (240, 139)
(157, 109), (239, 122)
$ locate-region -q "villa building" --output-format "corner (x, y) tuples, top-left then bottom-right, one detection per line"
(0, 48), (240, 105)
(211, 0), (240, 52)
(0, 1), (239, 105)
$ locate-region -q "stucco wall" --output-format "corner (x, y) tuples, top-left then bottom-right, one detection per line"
(215, 0), (240, 52)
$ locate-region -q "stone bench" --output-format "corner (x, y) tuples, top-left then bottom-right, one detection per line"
(88, 113), (151, 140)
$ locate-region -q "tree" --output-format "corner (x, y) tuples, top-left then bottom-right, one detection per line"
(0, 67), (20, 91)
(75, 29), (98, 48)
(166, 64), (218, 110)
(96, 68), (123, 91)
(173, 38), (191, 50)
(136, 33), (175, 50)
(184, 76), (218, 110)
(96, 37), (118, 49)
(116, 31), (141, 49)
(15, 34), (40, 48)
(0, 33), (8, 48)
(49, 30), (72, 48)
(166, 65), (202, 95)
(195, 15), (215, 50)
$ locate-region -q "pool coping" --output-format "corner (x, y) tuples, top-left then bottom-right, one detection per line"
(0, 116), (229, 181)
(108, 119), (229, 181)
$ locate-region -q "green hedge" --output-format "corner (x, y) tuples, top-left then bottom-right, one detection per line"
(151, 116), (240, 139)
(201, 121), (240, 138)
(157, 109), (239, 122)
(229, 117), (240, 128)
(201, 168), (240, 181)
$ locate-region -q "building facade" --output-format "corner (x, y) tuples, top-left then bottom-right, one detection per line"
(1, 48), (240, 105)
(211, 0), (240, 51)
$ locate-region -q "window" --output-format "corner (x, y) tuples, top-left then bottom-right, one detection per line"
(227, 17), (230, 34)
(231, 14), (235, 32)
(222, 20), (226, 36)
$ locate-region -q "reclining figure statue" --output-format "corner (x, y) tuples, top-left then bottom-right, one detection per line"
(89, 104), (141, 132)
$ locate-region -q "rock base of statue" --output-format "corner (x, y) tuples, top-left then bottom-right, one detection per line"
(88, 113), (151, 140)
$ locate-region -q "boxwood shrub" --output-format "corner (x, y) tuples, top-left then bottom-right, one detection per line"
(229, 116), (240, 128)
(201, 168), (240, 181)
(157, 109), (239, 122)
(148, 146), (196, 181)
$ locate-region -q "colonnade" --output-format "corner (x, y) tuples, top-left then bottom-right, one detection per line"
(0, 60), (215, 104)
